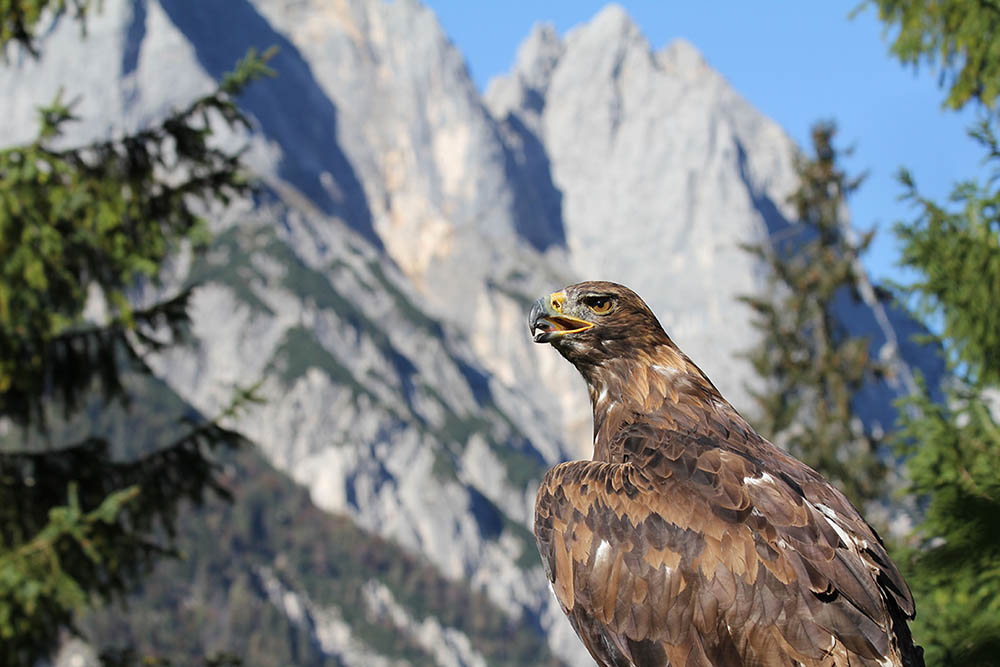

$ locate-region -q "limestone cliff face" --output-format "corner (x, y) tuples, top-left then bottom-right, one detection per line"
(0, 2), (938, 664)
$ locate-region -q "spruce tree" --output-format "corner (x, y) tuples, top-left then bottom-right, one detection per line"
(888, 127), (1000, 664)
(866, 1), (1000, 662)
(0, 5), (272, 665)
(865, 0), (1000, 111)
(740, 122), (888, 510)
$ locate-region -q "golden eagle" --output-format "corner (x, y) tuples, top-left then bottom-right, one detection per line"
(528, 281), (922, 667)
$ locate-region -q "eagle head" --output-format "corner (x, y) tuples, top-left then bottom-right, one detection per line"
(528, 281), (670, 368)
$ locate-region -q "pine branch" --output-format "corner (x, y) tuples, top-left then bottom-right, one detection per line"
(0, 48), (276, 427)
(0, 41), (274, 664)
(0, 0), (91, 58)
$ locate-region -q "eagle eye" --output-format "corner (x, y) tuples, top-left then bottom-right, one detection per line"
(583, 295), (614, 314)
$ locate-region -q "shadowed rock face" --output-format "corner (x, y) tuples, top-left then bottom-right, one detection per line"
(158, 0), (379, 248)
(0, 2), (941, 665)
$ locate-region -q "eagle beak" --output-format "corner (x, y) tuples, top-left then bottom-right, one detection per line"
(529, 292), (595, 343)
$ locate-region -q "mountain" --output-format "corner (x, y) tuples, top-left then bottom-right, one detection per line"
(0, 1), (941, 665)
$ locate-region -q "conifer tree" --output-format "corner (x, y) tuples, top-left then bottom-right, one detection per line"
(887, 127), (1000, 665)
(866, 0), (1000, 111)
(0, 5), (272, 665)
(740, 122), (888, 510)
(866, 1), (1000, 662)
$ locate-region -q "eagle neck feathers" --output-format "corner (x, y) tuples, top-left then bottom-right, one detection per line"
(585, 342), (735, 462)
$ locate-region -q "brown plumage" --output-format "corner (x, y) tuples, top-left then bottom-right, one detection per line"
(528, 281), (923, 667)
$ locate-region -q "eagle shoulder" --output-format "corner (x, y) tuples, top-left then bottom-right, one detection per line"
(533, 425), (912, 666)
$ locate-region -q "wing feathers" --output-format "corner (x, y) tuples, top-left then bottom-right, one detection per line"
(536, 442), (912, 666)
(551, 524), (575, 609)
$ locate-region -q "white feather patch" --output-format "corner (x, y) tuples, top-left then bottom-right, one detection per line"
(743, 472), (777, 487)
(595, 539), (611, 565)
(816, 503), (856, 549)
(652, 364), (680, 379)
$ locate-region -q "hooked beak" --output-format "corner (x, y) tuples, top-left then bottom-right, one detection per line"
(528, 292), (595, 343)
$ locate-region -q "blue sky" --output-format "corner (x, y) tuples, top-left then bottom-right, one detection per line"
(426, 1), (981, 285)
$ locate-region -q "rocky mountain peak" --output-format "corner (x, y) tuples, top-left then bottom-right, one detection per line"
(567, 3), (642, 49)
(484, 22), (562, 113)
(657, 37), (712, 78)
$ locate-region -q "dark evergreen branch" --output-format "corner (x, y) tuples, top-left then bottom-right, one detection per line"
(0, 289), (195, 426)
(0, 42), (274, 665)
(0, 48), (275, 427)
(0, 0), (91, 57)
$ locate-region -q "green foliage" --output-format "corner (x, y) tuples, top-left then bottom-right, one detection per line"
(894, 381), (1000, 665)
(0, 0), (90, 56)
(0, 12), (276, 664)
(0, 483), (138, 663)
(864, 0), (1000, 109)
(270, 325), (372, 398)
(740, 122), (888, 509)
(0, 49), (274, 425)
(0, 387), (255, 666)
(184, 225), (275, 316)
(889, 118), (1000, 665)
(867, 2), (1000, 662)
(894, 120), (1000, 385)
